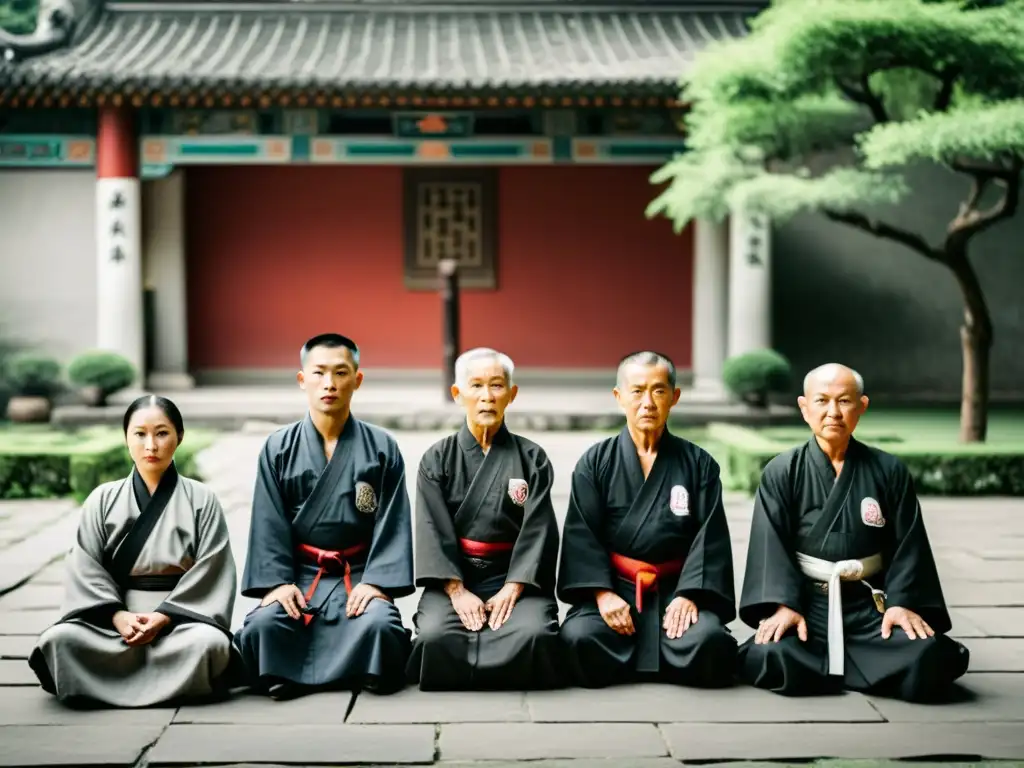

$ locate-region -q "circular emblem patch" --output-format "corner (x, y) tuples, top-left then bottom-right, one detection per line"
(355, 481), (378, 515)
(860, 497), (885, 528)
(669, 485), (689, 516)
(507, 479), (529, 507)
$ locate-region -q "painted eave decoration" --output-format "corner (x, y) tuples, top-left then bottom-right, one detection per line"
(0, 0), (763, 108)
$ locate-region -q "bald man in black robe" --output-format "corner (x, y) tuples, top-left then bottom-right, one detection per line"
(737, 363), (969, 702)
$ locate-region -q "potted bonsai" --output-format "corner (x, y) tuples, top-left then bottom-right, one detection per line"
(66, 350), (137, 407)
(722, 349), (793, 409)
(4, 352), (63, 423)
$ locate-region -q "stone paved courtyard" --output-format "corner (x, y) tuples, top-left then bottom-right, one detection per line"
(0, 428), (1021, 766)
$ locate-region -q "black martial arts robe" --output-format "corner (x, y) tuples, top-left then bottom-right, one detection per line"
(737, 435), (970, 702)
(406, 422), (563, 690)
(557, 427), (737, 688)
(234, 414), (414, 695)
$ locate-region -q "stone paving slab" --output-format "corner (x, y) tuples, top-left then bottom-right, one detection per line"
(525, 684), (882, 723)
(0, 724), (167, 766)
(0, 587), (63, 611)
(660, 723), (1024, 760)
(146, 723), (436, 765)
(867, 673), (1024, 722)
(347, 689), (529, 723)
(0, 511), (79, 594)
(173, 691), (355, 724)
(948, 610), (990, 637)
(0, 611), (57, 635)
(21, 562), (66, 586)
(963, 638), (1024, 671)
(0, 687), (175, 726)
(943, 582), (1024, 607)
(439, 723), (668, 761)
(955, 608), (1024, 637)
(0, 660), (36, 686)
(0, 636), (34, 659)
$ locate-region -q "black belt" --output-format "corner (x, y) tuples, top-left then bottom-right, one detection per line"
(125, 574), (182, 591)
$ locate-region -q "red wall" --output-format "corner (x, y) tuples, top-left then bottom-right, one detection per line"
(185, 165), (693, 370)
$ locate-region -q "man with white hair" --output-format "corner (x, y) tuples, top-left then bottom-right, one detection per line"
(406, 347), (563, 690)
(737, 363), (970, 701)
(557, 351), (738, 688)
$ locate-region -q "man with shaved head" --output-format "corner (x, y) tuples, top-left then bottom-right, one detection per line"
(736, 363), (969, 701)
(558, 351), (738, 689)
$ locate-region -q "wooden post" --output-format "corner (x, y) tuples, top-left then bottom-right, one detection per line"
(439, 258), (460, 398)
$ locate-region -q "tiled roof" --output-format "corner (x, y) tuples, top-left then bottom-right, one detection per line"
(1, 2), (757, 103)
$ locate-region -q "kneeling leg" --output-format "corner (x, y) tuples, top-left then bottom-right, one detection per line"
(559, 603), (634, 688)
(406, 589), (475, 691)
(847, 633), (971, 703)
(660, 611), (738, 688)
(737, 633), (840, 696)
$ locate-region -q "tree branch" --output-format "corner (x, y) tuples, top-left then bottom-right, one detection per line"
(822, 208), (943, 262)
(933, 70), (957, 113)
(947, 157), (1023, 249)
(836, 73), (888, 124)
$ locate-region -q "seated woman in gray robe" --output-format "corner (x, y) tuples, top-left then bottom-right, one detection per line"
(28, 395), (238, 708)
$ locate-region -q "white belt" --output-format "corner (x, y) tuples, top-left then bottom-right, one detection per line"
(795, 552), (885, 676)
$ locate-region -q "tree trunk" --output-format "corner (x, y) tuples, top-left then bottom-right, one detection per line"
(949, 255), (993, 443)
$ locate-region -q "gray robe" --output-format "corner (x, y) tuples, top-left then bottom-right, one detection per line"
(28, 464), (238, 707)
(234, 414), (414, 694)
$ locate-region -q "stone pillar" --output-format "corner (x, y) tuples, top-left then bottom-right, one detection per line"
(691, 218), (730, 394)
(143, 170), (195, 389)
(96, 106), (144, 384)
(727, 208), (772, 358)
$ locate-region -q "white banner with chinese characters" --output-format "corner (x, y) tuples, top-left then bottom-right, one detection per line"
(96, 177), (144, 378)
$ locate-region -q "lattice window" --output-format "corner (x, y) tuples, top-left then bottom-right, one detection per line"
(403, 168), (497, 290)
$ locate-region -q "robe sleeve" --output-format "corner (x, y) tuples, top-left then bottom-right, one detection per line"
(556, 453), (614, 604)
(881, 460), (953, 633)
(672, 455), (736, 623)
(360, 440), (415, 598)
(240, 438), (296, 598)
(56, 486), (125, 628)
(412, 446), (463, 586)
(505, 445), (560, 592)
(738, 456), (806, 628)
(155, 485), (237, 637)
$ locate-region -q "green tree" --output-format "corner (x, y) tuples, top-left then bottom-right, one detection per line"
(647, 0), (1024, 442)
(0, 0), (39, 35)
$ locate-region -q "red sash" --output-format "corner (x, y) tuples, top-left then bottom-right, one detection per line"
(296, 542), (368, 626)
(610, 553), (684, 613)
(459, 538), (514, 558)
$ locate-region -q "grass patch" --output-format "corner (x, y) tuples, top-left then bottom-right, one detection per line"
(0, 426), (217, 501)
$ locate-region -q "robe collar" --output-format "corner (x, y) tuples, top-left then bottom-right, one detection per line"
(458, 419), (510, 455)
(807, 433), (861, 482)
(132, 461), (179, 512)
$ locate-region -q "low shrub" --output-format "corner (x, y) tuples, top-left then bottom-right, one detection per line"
(707, 422), (1024, 496)
(67, 350), (137, 401)
(3, 352), (63, 397)
(722, 349), (793, 408)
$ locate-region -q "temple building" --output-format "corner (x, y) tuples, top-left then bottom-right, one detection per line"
(0, 0), (771, 391)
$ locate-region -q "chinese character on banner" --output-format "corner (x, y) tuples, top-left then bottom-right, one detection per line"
(110, 246), (125, 263)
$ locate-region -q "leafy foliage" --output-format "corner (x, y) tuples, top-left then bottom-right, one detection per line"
(0, 0), (39, 35)
(648, 0), (1024, 228)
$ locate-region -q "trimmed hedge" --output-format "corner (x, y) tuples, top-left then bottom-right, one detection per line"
(707, 422), (1024, 496)
(0, 428), (211, 501)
